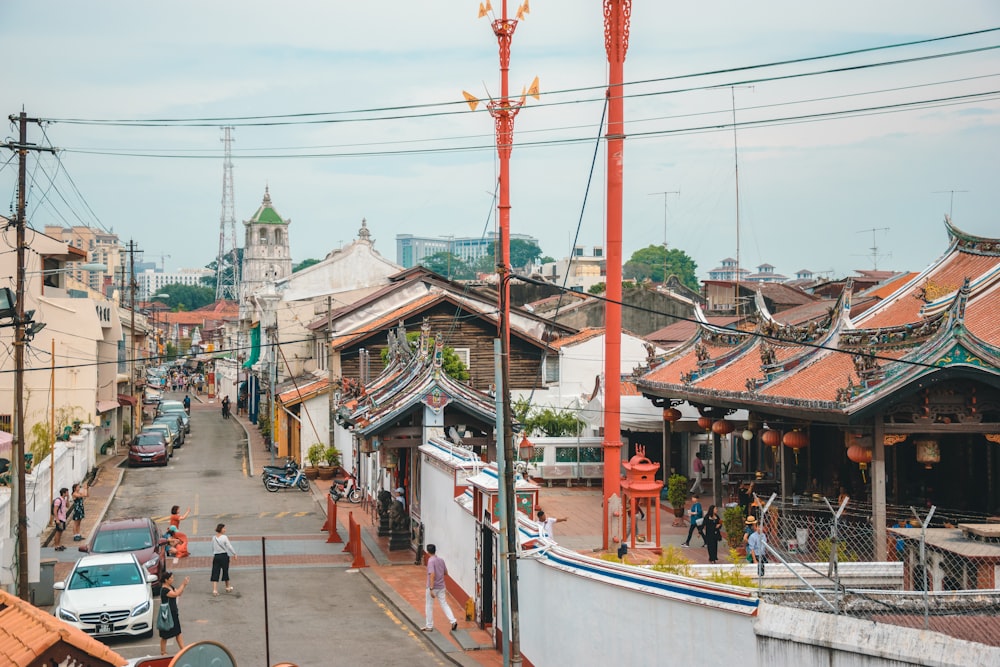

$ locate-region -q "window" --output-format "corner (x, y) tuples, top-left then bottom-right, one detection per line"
(0, 414), (10, 433)
(544, 355), (559, 384)
(259, 229), (269, 245)
(315, 336), (328, 371)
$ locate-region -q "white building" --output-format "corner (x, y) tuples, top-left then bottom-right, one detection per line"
(137, 268), (213, 301)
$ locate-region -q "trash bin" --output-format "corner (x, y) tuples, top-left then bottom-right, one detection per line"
(30, 558), (57, 607)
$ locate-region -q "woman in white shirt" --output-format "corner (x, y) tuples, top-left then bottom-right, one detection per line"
(210, 523), (237, 596)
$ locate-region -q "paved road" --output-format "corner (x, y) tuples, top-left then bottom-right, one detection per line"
(93, 394), (448, 666)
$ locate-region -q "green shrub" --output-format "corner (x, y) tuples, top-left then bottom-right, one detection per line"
(650, 545), (693, 577)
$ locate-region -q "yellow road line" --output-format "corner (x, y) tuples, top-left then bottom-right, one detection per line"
(371, 594), (441, 661)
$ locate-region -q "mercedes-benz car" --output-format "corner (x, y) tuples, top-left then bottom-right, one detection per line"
(53, 552), (156, 638)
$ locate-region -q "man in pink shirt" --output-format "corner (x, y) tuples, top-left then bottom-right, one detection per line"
(422, 544), (458, 632)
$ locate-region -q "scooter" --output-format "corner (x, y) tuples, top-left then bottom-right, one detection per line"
(264, 466), (310, 493)
(260, 458), (298, 482)
(329, 471), (362, 503)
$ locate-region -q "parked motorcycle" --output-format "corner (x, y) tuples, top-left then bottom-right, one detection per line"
(264, 466), (310, 493)
(329, 471), (362, 503)
(261, 458), (298, 482)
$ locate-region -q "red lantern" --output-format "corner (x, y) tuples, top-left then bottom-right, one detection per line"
(782, 429), (809, 464)
(847, 444), (873, 482)
(711, 419), (734, 436)
(518, 435), (536, 461)
(760, 429), (781, 451)
(697, 416), (712, 431)
(662, 407), (682, 423)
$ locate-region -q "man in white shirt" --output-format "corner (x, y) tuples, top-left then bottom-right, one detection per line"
(537, 509), (567, 539)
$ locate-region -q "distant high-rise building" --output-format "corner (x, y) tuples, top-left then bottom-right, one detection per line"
(138, 268), (214, 301)
(43, 225), (122, 292)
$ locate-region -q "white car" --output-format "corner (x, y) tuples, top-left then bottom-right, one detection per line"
(54, 552), (157, 638)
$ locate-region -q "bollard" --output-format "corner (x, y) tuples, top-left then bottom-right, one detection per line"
(344, 512), (367, 568)
(324, 495), (342, 543)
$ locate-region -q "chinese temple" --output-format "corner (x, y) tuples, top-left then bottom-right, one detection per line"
(637, 218), (1000, 559)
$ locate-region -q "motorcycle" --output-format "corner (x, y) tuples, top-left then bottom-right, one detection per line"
(329, 471), (362, 503)
(261, 458), (298, 483)
(264, 466), (310, 493)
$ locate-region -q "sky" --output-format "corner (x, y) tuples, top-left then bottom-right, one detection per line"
(3, 1), (999, 284)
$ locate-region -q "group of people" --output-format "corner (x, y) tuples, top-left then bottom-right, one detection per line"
(158, 505), (238, 656)
(51, 481), (89, 551)
(680, 493), (724, 563)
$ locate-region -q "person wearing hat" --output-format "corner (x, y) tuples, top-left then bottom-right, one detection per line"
(743, 515), (757, 545)
(393, 487), (406, 511)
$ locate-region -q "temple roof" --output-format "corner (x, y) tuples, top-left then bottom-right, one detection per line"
(636, 219), (1000, 423)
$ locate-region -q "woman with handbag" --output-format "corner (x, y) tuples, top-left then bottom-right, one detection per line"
(158, 571), (190, 655)
(703, 505), (723, 563)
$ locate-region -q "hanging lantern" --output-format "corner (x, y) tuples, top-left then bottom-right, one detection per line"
(847, 444), (873, 483)
(741, 429), (754, 442)
(761, 429), (781, 456)
(783, 428), (810, 464)
(915, 439), (940, 469)
(518, 435), (536, 461)
(712, 419), (735, 436)
(662, 407), (682, 423)
(697, 416), (713, 431)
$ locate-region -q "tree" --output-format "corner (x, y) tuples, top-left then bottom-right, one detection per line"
(293, 258), (321, 273)
(485, 239), (542, 271)
(623, 245), (699, 291)
(588, 282), (606, 295)
(201, 248), (244, 292)
(158, 283), (216, 311)
(419, 252), (475, 280)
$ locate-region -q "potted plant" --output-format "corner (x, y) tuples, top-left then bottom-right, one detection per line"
(304, 443), (324, 480)
(722, 505), (746, 549)
(667, 473), (689, 524)
(318, 445), (341, 480)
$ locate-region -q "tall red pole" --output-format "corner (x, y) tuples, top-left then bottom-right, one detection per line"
(602, 0), (631, 549)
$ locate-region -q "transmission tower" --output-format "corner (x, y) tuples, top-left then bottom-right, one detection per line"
(216, 126), (240, 301)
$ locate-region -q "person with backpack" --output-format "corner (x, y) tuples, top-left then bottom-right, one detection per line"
(52, 487), (70, 551)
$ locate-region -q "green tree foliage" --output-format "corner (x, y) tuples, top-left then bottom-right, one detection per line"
(158, 283), (215, 311)
(623, 245), (699, 291)
(379, 332), (470, 381)
(588, 282), (606, 295)
(293, 258), (321, 273)
(201, 248), (244, 292)
(418, 252), (475, 280)
(512, 398), (585, 437)
(486, 239), (543, 271)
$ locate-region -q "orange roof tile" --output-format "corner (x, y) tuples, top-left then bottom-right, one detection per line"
(277, 378), (331, 404)
(330, 293), (442, 350)
(964, 281), (1000, 346)
(0, 588), (127, 666)
(551, 328), (604, 349)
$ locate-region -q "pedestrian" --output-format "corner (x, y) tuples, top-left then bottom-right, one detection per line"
(689, 452), (705, 493)
(747, 519), (768, 577)
(393, 487), (406, 511)
(221, 396), (230, 420)
(682, 493), (705, 547)
(422, 544), (458, 633)
(182, 394), (191, 414)
(743, 514), (757, 545)
(210, 523), (237, 596)
(165, 526), (190, 561)
(169, 505), (191, 530)
(52, 487), (70, 551)
(159, 571), (190, 655)
(71, 481), (89, 541)
(536, 509), (567, 539)
(703, 505), (723, 563)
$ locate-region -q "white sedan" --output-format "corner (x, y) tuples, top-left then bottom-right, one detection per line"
(54, 552), (157, 638)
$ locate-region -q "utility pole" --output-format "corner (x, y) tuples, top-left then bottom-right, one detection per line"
(4, 111), (55, 600)
(126, 240), (140, 436)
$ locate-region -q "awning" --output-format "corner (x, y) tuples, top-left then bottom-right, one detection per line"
(243, 322), (261, 368)
(96, 400), (120, 414)
(117, 393), (137, 406)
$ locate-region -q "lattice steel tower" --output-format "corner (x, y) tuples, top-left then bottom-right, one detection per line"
(216, 126), (240, 300)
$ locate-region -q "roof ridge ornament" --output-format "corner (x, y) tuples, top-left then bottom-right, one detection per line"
(945, 214), (1000, 256)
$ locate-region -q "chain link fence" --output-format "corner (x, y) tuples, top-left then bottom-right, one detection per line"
(743, 494), (1000, 646)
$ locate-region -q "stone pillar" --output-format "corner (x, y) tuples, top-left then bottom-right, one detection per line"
(873, 418), (887, 561)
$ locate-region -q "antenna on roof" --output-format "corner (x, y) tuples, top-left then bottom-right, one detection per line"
(932, 189), (969, 220)
(855, 227), (890, 271)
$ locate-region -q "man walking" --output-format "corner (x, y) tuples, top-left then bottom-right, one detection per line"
(747, 519), (768, 578)
(689, 452), (705, 494)
(52, 487), (69, 551)
(423, 544), (458, 633)
(681, 494), (705, 547)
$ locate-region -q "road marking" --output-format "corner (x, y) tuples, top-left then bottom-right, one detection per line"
(274, 512), (289, 518)
(370, 595), (444, 661)
(193, 493), (199, 536)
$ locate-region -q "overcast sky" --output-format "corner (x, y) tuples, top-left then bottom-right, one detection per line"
(3, 1), (998, 283)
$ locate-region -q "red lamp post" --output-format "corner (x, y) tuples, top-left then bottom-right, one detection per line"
(601, 0), (632, 551)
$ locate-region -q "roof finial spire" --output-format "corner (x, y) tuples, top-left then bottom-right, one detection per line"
(358, 217), (372, 243)
(262, 185), (271, 206)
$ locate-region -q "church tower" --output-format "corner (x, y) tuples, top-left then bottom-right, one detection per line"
(240, 186), (293, 302)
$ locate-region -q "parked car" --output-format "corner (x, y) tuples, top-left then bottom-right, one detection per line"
(79, 517), (167, 592)
(142, 387), (162, 405)
(128, 433), (168, 467)
(53, 552), (156, 638)
(153, 414), (185, 447)
(141, 423), (177, 457)
(158, 401), (191, 433)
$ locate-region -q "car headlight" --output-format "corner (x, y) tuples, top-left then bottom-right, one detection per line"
(132, 600), (151, 617)
(144, 553), (159, 570)
(57, 607), (79, 622)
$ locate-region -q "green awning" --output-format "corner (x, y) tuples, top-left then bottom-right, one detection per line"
(243, 323), (261, 368)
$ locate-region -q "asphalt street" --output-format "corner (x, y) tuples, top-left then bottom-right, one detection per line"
(84, 395), (450, 666)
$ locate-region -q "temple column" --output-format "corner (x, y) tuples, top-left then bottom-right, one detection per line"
(873, 417), (887, 561)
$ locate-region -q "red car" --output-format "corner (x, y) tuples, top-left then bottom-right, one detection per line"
(128, 432), (168, 467)
(80, 517), (167, 592)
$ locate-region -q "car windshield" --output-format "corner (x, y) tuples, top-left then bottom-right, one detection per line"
(69, 561), (143, 589)
(133, 435), (164, 446)
(92, 526), (154, 553)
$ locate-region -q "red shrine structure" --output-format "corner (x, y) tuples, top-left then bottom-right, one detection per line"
(620, 444), (664, 549)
